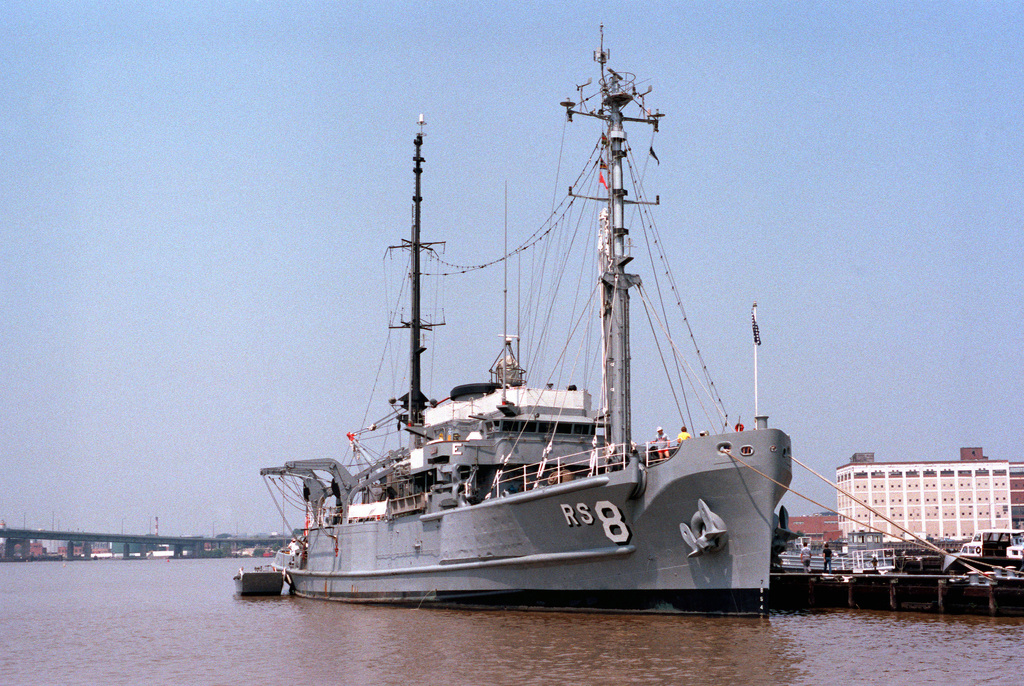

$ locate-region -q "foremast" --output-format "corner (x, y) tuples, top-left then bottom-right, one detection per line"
(563, 37), (662, 451)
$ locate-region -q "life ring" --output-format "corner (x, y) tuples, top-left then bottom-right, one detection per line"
(735, 423), (744, 432)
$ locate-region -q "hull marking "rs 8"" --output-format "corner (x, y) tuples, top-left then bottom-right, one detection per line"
(559, 501), (632, 544)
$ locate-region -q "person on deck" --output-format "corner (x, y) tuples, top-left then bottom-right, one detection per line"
(678, 426), (691, 444)
(654, 427), (670, 460)
(823, 542), (833, 573)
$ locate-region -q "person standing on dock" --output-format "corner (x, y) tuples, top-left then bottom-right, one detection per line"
(800, 542), (812, 572)
(823, 542), (833, 573)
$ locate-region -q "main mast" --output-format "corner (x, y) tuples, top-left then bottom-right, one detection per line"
(409, 131), (425, 432)
(563, 34), (662, 451)
(390, 120), (443, 447)
(600, 49), (639, 451)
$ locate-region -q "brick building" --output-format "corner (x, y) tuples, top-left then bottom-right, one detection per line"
(836, 448), (1014, 540)
(787, 513), (843, 543)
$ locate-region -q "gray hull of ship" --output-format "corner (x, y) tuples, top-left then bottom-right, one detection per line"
(285, 429), (790, 615)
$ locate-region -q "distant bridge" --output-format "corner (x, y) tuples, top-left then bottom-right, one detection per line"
(0, 527), (288, 561)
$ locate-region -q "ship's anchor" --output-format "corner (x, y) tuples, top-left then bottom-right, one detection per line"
(679, 499), (728, 556)
(771, 505), (799, 568)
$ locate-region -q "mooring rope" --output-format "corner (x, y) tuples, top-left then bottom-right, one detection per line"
(725, 448), (992, 573)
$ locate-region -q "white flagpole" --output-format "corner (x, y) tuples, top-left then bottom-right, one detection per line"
(752, 302), (759, 419)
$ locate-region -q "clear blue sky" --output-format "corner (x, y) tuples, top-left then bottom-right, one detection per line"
(2, 2), (1022, 534)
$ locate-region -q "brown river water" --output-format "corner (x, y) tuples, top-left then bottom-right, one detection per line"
(2, 557), (1022, 685)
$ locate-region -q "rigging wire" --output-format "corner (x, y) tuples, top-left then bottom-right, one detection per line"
(637, 289), (688, 429)
(728, 451), (992, 573)
(370, 249), (413, 457)
(625, 144), (730, 428)
(551, 114), (568, 214)
(364, 251), (408, 434)
(539, 281), (601, 389)
(525, 187), (594, 380)
(421, 139), (601, 277)
(628, 154), (696, 430)
(263, 476), (292, 534)
(636, 285), (725, 428)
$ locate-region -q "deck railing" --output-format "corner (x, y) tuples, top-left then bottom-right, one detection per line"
(310, 439), (684, 523)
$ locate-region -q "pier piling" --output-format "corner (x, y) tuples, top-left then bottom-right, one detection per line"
(771, 572), (1024, 617)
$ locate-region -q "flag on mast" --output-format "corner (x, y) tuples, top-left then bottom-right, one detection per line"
(751, 306), (761, 346)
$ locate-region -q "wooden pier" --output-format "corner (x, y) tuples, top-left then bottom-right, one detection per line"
(770, 571), (1024, 616)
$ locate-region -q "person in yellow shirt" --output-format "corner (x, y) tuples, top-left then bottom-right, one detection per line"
(677, 426), (691, 444)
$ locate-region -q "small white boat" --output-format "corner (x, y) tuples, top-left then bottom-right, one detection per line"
(959, 529), (1024, 559)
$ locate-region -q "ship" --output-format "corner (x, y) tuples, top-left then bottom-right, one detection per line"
(260, 38), (793, 616)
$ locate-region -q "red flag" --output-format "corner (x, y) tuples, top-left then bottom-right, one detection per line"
(599, 171), (608, 189)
